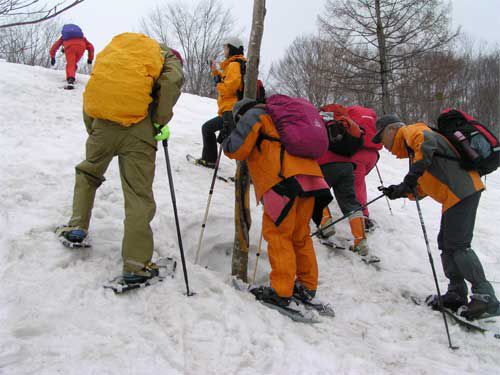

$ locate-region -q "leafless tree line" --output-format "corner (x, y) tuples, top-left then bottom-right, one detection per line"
(141, 0), (237, 98)
(0, 0), (84, 28)
(270, 0), (499, 132)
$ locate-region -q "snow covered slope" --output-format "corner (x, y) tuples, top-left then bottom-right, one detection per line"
(1, 61), (499, 375)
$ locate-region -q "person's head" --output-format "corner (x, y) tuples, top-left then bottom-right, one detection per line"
(223, 36), (244, 58)
(372, 114), (406, 150)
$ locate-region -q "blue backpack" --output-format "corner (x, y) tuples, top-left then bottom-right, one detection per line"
(61, 24), (84, 41)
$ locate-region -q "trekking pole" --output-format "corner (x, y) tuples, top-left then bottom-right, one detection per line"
(194, 146), (224, 264)
(375, 165), (393, 215)
(413, 188), (458, 350)
(311, 193), (385, 237)
(252, 230), (263, 284)
(162, 140), (194, 296)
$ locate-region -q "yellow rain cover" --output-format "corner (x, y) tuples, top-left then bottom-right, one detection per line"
(83, 33), (164, 126)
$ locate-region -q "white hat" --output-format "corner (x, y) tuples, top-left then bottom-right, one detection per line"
(223, 36), (244, 49)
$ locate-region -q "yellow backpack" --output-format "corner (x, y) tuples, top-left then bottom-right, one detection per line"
(83, 33), (164, 126)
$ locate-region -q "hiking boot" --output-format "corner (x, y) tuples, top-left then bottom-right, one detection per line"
(67, 77), (75, 84)
(318, 218), (336, 239)
(56, 225), (88, 244)
(350, 238), (369, 257)
(250, 286), (291, 308)
(364, 218), (376, 233)
(459, 294), (500, 320)
(293, 282), (316, 303)
(425, 291), (467, 312)
(122, 262), (160, 285)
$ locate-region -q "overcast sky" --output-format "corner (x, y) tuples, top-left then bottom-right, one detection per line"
(61, 0), (500, 69)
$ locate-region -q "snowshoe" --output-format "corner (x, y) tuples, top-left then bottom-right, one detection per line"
(317, 218), (336, 239)
(186, 154), (216, 169)
(319, 238), (346, 250)
(55, 226), (91, 249)
(104, 258), (177, 294)
(293, 282), (335, 317)
(457, 294), (500, 321)
(425, 292), (467, 313)
(350, 239), (380, 264)
(250, 286), (319, 323)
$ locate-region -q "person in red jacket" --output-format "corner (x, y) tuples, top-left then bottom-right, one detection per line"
(347, 106), (382, 231)
(50, 24), (94, 85)
(317, 104), (374, 260)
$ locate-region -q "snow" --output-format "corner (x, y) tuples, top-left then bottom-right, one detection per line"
(1, 61), (499, 375)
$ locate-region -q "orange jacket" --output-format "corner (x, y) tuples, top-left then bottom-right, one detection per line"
(223, 107), (324, 202)
(50, 37), (94, 61)
(390, 123), (484, 211)
(212, 55), (245, 115)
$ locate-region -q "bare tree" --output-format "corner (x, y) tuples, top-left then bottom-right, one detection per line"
(319, 0), (458, 114)
(269, 35), (351, 107)
(141, 0), (236, 97)
(0, 0), (84, 28)
(0, 18), (61, 67)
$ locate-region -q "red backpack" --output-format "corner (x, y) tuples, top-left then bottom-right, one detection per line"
(319, 104), (364, 156)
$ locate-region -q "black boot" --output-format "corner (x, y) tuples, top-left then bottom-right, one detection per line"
(426, 291), (468, 312)
(250, 286), (291, 308)
(293, 282), (316, 303)
(459, 294), (500, 320)
(364, 218), (376, 233)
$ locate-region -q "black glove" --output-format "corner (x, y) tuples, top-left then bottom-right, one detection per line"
(213, 75), (221, 85)
(382, 182), (411, 200)
(87, 59), (92, 65)
(216, 126), (230, 144)
(50, 57), (56, 66)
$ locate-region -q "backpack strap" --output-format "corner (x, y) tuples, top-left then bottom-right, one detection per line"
(256, 133), (285, 179)
(235, 58), (246, 100)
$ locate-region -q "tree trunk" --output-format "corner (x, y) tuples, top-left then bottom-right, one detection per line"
(374, 0), (391, 114)
(232, 0), (266, 281)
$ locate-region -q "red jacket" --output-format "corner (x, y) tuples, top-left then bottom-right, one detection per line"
(50, 37), (94, 61)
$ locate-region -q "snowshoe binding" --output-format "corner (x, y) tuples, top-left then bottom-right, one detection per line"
(250, 286), (319, 323)
(55, 225), (91, 248)
(293, 282), (335, 317)
(104, 258), (177, 294)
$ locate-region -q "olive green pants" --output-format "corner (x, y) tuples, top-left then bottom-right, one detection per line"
(69, 115), (157, 273)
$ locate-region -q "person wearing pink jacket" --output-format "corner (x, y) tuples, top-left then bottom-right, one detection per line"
(347, 106), (382, 231)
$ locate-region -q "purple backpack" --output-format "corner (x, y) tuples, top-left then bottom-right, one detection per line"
(265, 94), (328, 159)
(61, 24), (84, 41)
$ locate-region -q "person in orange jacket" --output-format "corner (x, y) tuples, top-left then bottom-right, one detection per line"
(49, 24), (94, 85)
(222, 98), (333, 312)
(194, 37), (246, 168)
(374, 114), (498, 320)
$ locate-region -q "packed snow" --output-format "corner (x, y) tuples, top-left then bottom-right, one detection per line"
(0, 61), (499, 374)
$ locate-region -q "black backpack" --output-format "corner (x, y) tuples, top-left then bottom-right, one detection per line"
(319, 105), (364, 157)
(234, 59), (266, 102)
(436, 109), (500, 176)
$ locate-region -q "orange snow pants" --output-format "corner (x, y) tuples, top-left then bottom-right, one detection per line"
(64, 43), (85, 80)
(262, 196), (318, 298)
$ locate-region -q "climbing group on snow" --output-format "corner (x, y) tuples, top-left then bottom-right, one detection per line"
(52, 26), (499, 328)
